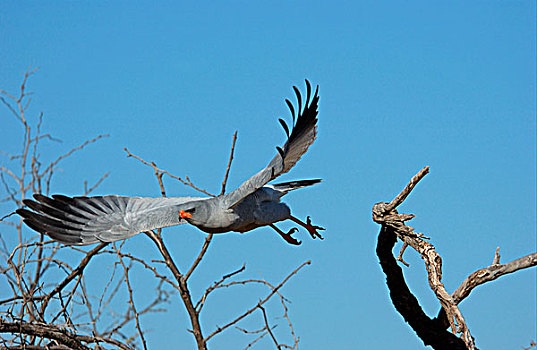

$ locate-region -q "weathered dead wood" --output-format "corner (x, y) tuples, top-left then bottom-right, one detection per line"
(433, 250), (537, 329)
(372, 166), (536, 350)
(376, 225), (467, 350)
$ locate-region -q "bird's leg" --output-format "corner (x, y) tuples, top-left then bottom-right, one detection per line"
(269, 224), (301, 245)
(289, 215), (325, 240)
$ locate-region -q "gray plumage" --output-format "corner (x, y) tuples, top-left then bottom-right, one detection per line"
(17, 80), (324, 245)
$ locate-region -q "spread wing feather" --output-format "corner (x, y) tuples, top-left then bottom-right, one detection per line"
(225, 79), (319, 208)
(17, 194), (206, 245)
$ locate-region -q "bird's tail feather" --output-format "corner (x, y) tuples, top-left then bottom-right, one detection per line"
(270, 179), (322, 193)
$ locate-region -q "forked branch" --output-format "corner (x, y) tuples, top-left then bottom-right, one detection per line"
(372, 166), (536, 350)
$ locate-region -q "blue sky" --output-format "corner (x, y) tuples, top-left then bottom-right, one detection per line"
(1, 2), (535, 349)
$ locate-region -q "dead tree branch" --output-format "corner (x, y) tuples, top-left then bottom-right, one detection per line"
(372, 166), (537, 350)
(433, 250), (537, 329)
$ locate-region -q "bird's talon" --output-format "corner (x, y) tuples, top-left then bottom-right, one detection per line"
(279, 227), (301, 245)
(308, 227), (324, 239)
(302, 216), (324, 240)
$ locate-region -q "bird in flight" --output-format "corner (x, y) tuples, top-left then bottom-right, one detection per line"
(17, 80), (324, 246)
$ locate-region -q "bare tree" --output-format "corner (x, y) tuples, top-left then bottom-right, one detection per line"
(372, 166), (537, 350)
(0, 69), (309, 349)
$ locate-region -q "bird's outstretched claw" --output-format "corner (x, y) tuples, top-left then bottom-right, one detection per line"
(289, 215), (325, 240)
(281, 227), (302, 245)
(270, 225), (302, 245)
(305, 216), (325, 240)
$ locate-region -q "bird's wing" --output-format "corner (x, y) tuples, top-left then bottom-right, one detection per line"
(17, 194), (206, 245)
(224, 80), (320, 208)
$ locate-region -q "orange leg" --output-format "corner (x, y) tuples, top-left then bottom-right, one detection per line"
(269, 224), (301, 245)
(289, 215), (325, 240)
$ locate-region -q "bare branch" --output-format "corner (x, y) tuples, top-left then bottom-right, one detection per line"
(184, 175), (216, 197)
(40, 242), (108, 313)
(434, 251), (537, 331)
(384, 165), (429, 213)
(42, 134), (109, 194)
(375, 224), (466, 350)
(396, 242), (410, 267)
(1, 71), (133, 350)
(115, 244), (148, 350)
(0, 318), (90, 350)
(205, 260), (311, 342)
(258, 305), (282, 350)
(196, 264), (247, 312)
(45, 136), (108, 173)
(101, 249), (179, 290)
(144, 230), (207, 350)
(0, 318), (132, 350)
(124, 147), (216, 197)
(373, 168), (472, 349)
(185, 131), (239, 281)
(220, 131), (238, 195)
(373, 167), (537, 350)
(452, 251), (537, 305)
(492, 246), (500, 265)
(83, 172), (110, 195)
(185, 234), (214, 281)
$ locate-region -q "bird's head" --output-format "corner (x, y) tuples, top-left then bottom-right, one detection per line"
(178, 203), (209, 227)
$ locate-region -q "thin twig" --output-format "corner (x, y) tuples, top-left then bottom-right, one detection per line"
(185, 234), (214, 281)
(40, 243), (108, 313)
(397, 242), (410, 267)
(115, 244), (148, 350)
(258, 305), (282, 350)
(124, 148), (215, 197)
(83, 172), (110, 195)
(196, 264), (247, 312)
(492, 247), (501, 265)
(205, 260), (311, 342)
(220, 131), (238, 195)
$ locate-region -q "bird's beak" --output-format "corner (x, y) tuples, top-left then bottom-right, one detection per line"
(179, 210), (193, 219)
